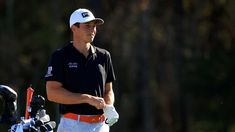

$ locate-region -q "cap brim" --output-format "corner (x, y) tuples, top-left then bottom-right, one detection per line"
(85, 18), (104, 25)
(95, 18), (104, 25)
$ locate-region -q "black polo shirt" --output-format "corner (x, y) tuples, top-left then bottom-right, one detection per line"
(45, 43), (116, 115)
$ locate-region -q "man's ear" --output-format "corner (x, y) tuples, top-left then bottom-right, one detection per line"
(71, 25), (77, 32)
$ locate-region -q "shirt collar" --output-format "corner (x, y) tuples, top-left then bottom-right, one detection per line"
(90, 44), (96, 54)
(69, 41), (96, 56)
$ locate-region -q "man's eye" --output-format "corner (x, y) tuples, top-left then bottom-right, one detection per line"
(86, 25), (95, 29)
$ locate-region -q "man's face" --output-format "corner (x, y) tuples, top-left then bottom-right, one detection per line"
(75, 21), (97, 43)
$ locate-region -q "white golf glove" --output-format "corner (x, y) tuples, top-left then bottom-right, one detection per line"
(103, 105), (119, 126)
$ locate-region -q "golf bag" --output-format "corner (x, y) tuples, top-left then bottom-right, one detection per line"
(0, 85), (56, 132)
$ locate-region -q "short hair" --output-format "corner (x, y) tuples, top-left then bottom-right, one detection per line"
(74, 23), (80, 28)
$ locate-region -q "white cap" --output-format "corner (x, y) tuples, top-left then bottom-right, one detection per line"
(69, 8), (104, 28)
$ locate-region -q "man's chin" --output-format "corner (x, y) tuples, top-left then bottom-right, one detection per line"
(85, 37), (95, 43)
(85, 40), (94, 44)
(90, 38), (95, 43)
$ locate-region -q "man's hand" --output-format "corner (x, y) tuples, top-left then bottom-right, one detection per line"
(87, 96), (106, 109)
(103, 105), (119, 126)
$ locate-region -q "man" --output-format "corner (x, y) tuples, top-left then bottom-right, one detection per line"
(45, 8), (118, 132)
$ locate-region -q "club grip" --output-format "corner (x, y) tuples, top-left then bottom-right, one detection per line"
(25, 87), (34, 119)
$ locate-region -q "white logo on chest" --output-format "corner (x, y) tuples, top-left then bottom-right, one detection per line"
(68, 62), (78, 68)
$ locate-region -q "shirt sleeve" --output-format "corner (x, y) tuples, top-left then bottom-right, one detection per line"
(45, 50), (64, 83)
(105, 51), (116, 83)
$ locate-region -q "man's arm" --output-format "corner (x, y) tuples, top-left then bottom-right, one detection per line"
(46, 81), (105, 109)
(103, 82), (119, 126)
(104, 82), (115, 105)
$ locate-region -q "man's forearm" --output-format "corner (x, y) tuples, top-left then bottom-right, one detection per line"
(104, 82), (115, 105)
(46, 81), (91, 104)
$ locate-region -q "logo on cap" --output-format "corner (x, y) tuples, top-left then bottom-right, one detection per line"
(81, 12), (89, 18)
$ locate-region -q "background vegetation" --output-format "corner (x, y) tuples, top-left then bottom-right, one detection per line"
(0, 0), (235, 132)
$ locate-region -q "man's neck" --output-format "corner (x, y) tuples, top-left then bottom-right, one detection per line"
(73, 41), (91, 57)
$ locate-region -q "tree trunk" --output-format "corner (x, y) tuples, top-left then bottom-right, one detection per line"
(136, 1), (155, 132)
